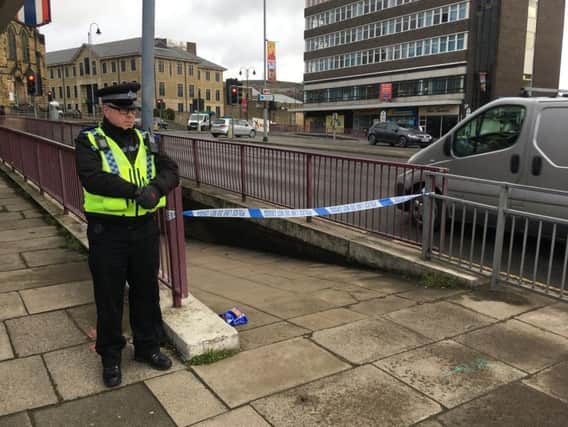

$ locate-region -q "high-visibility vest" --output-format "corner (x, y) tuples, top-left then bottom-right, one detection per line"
(82, 127), (166, 216)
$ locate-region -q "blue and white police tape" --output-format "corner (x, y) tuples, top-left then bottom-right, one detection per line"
(183, 193), (425, 219)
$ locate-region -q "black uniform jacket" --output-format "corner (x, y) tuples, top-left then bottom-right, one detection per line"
(75, 117), (179, 223)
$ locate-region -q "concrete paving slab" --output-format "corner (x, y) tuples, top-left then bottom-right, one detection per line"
(191, 289), (280, 332)
(0, 411), (32, 427)
(0, 323), (13, 361)
(435, 383), (568, 426)
(21, 248), (86, 268)
(250, 294), (337, 319)
(0, 262), (91, 293)
(414, 420), (444, 427)
(308, 288), (358, 306)
(252, 365), (442, 427)
(0, 226), (58, 244)
(449, 288), (552, 320)
(193, 406), (270, 427)
(6, 310), (86, 357)
(524, 361), (568, 404)
(66, 303), (131, 338)
(31, 383), (175, 427)
(455, 320), (568, 373)
(289, 308), (367, 331)
(313, 318), (431, 364)
(349, 295), (417, 316)
(43, 344), (185, 401)
(375, 340), (525, 408)
(0, 254), (26, 272)
(0, 236), (66, 256)
(239, 322), (309, 351)
(251, 273), (334, 293)
(0, 292), (26, 321)
(330, 284), (388, 301)
(0, 218), (47, 231)
(146, 370), (226, 426)
(192, 338), (350, 408)
(0, 356), (57, 417)
(517, 303), (568, 338)
(1, 200), (35, 212)
(397, 287), (468, 302)
(19, 281), (93, 314)
(348, 276), (419, 294)
(387, 301), (494, 340)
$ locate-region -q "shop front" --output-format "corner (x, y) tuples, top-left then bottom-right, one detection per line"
(418, 105), (460, 139)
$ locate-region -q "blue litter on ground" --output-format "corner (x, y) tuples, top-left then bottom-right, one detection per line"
(219, 307), (248, 326)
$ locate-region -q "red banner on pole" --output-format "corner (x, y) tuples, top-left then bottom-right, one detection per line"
(379, 83), (393, 102)
(267, 41), (277, 81)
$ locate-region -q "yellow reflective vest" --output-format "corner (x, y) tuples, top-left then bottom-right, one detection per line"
(82, 127), (166, 216)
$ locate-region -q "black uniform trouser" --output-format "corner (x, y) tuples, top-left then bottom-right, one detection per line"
(87, 216), (162, 366)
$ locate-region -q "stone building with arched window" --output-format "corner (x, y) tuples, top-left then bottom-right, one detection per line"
(0, 19), (47, 108)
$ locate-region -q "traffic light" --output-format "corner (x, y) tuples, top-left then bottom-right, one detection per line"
(27, 74), (36, 96)
(156, 98), (165, 110)
(47, 90), (53, 102)
(230, 85), (238, 105)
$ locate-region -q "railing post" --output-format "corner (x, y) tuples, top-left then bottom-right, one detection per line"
(240, 145), (246, 201)
(192, 139), (201, 186)
(421, 173), (433, 260)
(491, 184), (509, 289)
(165, 186), (188, 308)
(306, 153), (313, 223)
(57, 150), (68, 214)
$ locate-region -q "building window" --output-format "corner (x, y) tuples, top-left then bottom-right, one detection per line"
(215, 72), (220, 82)
(121, 60), (126, 72)
(215, 106), (221, 117)
(198, 70), (201, 80)
(74, 86), (78, 98)
(159, 82), (165, 96)
(58, 87), (63, 98)
(104, 83), (108, 88)
(73, 66), (76, 76)
(84, 58), (90, 75)
(7, 27), (17, 60)
(178, 103), (184, 112)
(206, 71), (210, 81)
(65, 67), (69, 78)
(51, 87), (55, 97)
(21, 32), (30, 63)
(66, 86), (70, 98)
(50, 69), (54, 79)
(79, 63), (84, 76)
(206, 105), (211, 112)
(189, 64), (194, 76)
(215, 90), (220, 102)
(177, 63), (183, 74)
(206, 89), (211, 101)
(131, 58), (137, 71)
(109, 62), (115, 73)
(177, 84), (184, 97)
(92, 61), (97, 75)
(189, 85), (195, 98)
(169, 63), (172, 76)
(102, 62), (107, 74)
(158, 61), (164, 73)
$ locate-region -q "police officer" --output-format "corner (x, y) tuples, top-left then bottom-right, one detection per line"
(75, 83), (179, 387)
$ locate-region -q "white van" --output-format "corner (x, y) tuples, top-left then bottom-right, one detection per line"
(402, 97), (568, 219)
(187, 113), (210, 131)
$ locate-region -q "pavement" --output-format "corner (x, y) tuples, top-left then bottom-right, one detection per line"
(3, 172), (568, 426)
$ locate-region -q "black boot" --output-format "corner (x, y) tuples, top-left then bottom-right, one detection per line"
(134, 352), (172, 371)
(102, 365), (122, 388)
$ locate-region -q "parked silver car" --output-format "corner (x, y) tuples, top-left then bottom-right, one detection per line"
(211, 118), (256, 138)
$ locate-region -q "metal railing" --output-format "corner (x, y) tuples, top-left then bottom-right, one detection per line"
(1, 116), (94, 147)
(162, 133), (446, 245)
(422, 172), (568, 300)
(0, 123), (188, 307)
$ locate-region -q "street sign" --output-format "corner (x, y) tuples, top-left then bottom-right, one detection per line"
(262, 88), (271, 95)
(259, 94), (274, 102)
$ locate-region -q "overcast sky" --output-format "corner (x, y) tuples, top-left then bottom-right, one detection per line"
(40, 0), (568, 87)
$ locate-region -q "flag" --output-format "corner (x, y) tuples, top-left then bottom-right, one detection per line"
(15, 0), (52, 27)
(267, 40), (276, 81)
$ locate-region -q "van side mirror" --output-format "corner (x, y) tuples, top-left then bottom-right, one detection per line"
(443, 135), (453, 157)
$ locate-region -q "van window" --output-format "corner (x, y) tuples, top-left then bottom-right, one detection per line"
(536, 107), (568, 166)
(453, 105), (526, 157)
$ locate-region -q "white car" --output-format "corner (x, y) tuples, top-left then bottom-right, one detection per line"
(187, 113), (210, 131)
(211, 118), (256, 138)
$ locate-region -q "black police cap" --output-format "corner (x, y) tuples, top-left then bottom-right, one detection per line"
(96, 82), (141, 109)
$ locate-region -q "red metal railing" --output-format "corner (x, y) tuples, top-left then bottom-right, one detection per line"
(162, 134), (446, 245)
(1, 116), (92, 147)
(0, 124), (188, 307)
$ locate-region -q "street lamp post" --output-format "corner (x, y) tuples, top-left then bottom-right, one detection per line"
(88, 23), (101, 119)
(239, 66), (256, 122)
(263, 0), (268, 142)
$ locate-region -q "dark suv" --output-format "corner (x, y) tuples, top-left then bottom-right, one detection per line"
(367, 122), (433, 148)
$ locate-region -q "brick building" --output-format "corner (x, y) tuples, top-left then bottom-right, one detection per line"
(0, 20), (47, 108)
(46, 38), (225, 119)
(302, 0), (565, 137)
